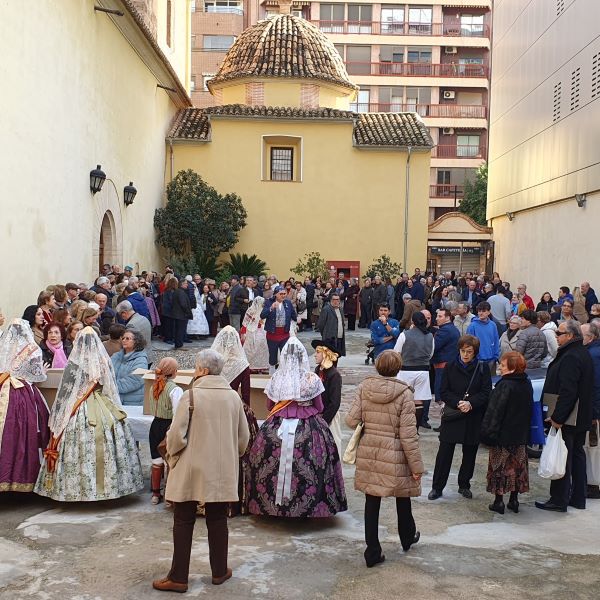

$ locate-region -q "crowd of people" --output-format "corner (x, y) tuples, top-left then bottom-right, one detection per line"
(0, 263), (599, 592)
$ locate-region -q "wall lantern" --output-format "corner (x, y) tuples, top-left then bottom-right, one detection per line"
(575, 194), (587, 208)
(124, 182), (137, 206)
(90, 165), (106, 194)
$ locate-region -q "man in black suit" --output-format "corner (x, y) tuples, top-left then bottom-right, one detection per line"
(461, 280), (481, 314)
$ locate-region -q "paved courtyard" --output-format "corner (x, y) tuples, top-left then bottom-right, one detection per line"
(1, 331), (599, 599)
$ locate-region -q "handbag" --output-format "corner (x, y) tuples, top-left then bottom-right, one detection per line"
(343, 421), (364, 464)
(158, 389), (195, 464)
(441, 361), (482, 423)
(584, 422), (600, 485)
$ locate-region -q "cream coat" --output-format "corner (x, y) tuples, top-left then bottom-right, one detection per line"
(346, 376), (423, 498)
(165, 375), (250, 503)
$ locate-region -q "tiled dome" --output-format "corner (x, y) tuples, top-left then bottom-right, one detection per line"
(209, 15), (358, 91)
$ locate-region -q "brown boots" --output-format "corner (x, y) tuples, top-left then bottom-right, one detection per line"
(151, 464), (164, 505)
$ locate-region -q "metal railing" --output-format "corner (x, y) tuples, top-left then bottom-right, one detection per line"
(311, 20), (490, 38)
(345, 62), (489, 78)
(430, 184), (465, 198)
(432, 145), (487, 158)
(348, 103), (487, 118)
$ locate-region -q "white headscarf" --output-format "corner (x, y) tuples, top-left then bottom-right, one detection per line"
(48, 326), (121, 438)
(265, 337), (324, 403)
(242, 296), (265, 333)
(211, 325), (249, 383)
(0, 318), (46, 383)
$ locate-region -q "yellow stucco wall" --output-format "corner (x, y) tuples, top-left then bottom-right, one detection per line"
(169, 118), (430, 279)
(0, 0), (188, 321)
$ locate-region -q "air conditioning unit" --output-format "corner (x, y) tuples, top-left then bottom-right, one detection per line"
(445, 46), (458, 54)
(443, 90), (456, 100)
(442, 127), (455, 135)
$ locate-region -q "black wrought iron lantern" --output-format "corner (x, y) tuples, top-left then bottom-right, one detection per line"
(89, 165), (106, 194)
(124, 182), (137, 206)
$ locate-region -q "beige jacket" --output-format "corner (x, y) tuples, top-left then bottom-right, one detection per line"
(346, 376), (423, 498)
(165, 375), (250, 503)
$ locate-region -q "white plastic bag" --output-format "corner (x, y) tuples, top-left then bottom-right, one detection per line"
(538, 427), (568, 480)
(584, 423), (600, 485)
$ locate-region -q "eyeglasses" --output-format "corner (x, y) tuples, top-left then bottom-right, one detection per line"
(555, 331), (569, 337)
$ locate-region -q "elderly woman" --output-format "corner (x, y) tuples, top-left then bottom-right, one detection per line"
(247, 337), (346, 518)
(346, 350), (423, 567)
(22, 305), (46, 346)
(500, 315), (522, 357)
(149, 357), (183, 505)
(153, 349), (250, 592)
(40, 323), (71, 369)
(111, 329), (148, 405)
(480, 351), (533, 514)
(240, 296), (269, 372)
(428, 335), (492, 501)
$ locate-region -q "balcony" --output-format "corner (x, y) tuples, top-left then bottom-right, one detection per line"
(311, 21), (490, 38)
(345, 62), (489, 78)
(432, 145), (486, 159)
(430, 184), (464, 198)
(348, 103), (487, 118)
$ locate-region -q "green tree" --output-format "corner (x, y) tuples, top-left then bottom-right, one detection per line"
(154, 169), (247, 271)
(459, 163), (488, 225)
(364, 255), (402, 281)
(223, 253), (268, 277)
(290, 252), (329, 281)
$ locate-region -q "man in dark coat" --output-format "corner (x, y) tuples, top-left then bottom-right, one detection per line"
(536, 320), (594, 512)
(304, 277), (316, 331)
(342, 278), (360, 331)
(581, 281), (599, 319)
(171, 279), (193, 349)
(228, 275), (248, 332)
(316, 293), (346, 357)
(358, 279), (374, 328)
(371, 275), (388, 321)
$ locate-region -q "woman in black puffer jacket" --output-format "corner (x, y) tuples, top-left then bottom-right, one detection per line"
(480, 351), (533, 514)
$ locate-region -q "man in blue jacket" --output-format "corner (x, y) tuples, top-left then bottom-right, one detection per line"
(370, 303), (400, 358)
(260, 285), (297, 374)
(466, 301), (500, 374)
(462, 280), (481, 314)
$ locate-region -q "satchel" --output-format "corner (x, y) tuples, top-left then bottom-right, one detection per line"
(343, 421), (364, 464)
(441, 361), (483, 423)
(543, 393), (578, 427)
(158, 389), (195, 465)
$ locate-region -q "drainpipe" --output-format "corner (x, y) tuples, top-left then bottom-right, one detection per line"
(403, 146), (413, 272)
(169, 139), (174, 181)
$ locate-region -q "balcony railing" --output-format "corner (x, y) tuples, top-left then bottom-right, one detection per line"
(311, 20), (490, 38)
(348, 103), (487, 118)
(430, 184), (465, 198)
(345, 62), (489, 78)
(432, 145), (487, 159)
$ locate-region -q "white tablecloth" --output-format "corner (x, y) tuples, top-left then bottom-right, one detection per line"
(123, 405), (153, 442)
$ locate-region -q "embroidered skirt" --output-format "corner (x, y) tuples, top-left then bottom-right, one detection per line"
(486, 444), (529, 495)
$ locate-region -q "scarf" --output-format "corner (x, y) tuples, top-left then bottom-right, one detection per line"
(46, 340), (68, 369)
(153, 357), (178, 400)
(506, 327), (519, 340)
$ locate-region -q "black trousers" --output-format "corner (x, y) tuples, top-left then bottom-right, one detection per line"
(173, 318), (187, 348)
(432, 441), (479, 492)
(267, 336), (289, 366)
(347, 314), (356, 331)
(364, 495), (416, 565)
(550, 428), (587, 508)
(168, 501), (228, 583)
(358, 306), (372, 328)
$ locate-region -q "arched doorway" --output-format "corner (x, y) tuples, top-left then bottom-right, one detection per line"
(99, 211), (117, 272)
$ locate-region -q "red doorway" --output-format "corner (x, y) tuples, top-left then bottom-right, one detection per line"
(326, 261), (360, 279)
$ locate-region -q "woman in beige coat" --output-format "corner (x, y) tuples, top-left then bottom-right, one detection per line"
(152, 349), (250, 593)
(346, 349), (424, 568)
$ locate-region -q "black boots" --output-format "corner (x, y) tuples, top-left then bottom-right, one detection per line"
(507, 492), (519, 513)
(489, 494), (505, 514)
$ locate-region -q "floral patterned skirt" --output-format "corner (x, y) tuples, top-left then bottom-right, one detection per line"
(486, 444), (529, 495)
(247, 414), (347, 517)
(34, 392), (144, 501)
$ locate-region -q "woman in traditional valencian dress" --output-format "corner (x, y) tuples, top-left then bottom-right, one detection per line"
(187, 280), (209, 337)
(0, 319), (50, 492)
(35, 327), (143, 501)
(211, 326), (258, 515)
(247, 337), (347, 518)
(240, 296), (269, 373)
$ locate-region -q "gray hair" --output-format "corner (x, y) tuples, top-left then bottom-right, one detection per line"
(97, 276), (109, 286)
(583, 323), (600, 340)
(446, 301), (459, 312)
(127, 328), (146, 351)
(129, 276), (138, 284)
(402, 293), (412, 300)
(563, 319), (582, 338)
(196, 349), (224, 375)
(116, 300), (133, 314)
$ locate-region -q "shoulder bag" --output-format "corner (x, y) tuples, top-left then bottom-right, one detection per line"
(343, 420), (364, 464)
(441, 362), (482, 423)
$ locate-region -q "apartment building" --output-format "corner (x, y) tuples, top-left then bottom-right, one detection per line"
(191, 0), (490, 232)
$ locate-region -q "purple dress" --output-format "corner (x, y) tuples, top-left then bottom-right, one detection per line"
(0, 380), (50, 492)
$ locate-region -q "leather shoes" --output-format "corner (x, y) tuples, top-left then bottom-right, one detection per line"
(366, 554), (385, 568)
(433, 426), (441, 432)
(403, 530), (420, 552)
(535, 500), (567, 512)
(420, 422), (432, 430)
(428, 489), (442, 500)
(488, 500), (505, 515)
(152, 577), (188, 593)
(458, 488), (472, 499)
(568, 501), (586, 510)
(212, 568), (232, 586)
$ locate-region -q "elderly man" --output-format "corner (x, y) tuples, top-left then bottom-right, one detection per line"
(582, 323), (600, 499)
(536, 320), (594, 512)
(116, 300), (154, 367)
(581, 282), (599, 319)
(454, 302), (473, 336)
(515, 310), (547, 369)
(95, 292), (115, 337)
(516, 283), (535, 311)
(462, 280), (481, 313)
(317, 293), (346, 357)
(153, 349), (250, 593)
(260, 285), (297, 373)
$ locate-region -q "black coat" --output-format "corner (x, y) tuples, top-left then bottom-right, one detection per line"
(342, 284), (360, 316)
(229, 284), (248, 315)
(315, 365), (342, 424)
(372, 284), (387, 309)
(439, 360), (492, 445)
(480, 373), (533, 447)
(542, 338), (594, 432)
(171, 288), (192, 321)
(40, 340), (72, 366)
(316, 304), (346, 356)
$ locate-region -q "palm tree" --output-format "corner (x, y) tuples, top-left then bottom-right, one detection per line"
(223, 253), (268, 277)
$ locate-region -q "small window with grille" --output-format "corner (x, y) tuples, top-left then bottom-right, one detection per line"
(593, 53), (600, 99)
(553, 81), (562, 122)
(270, 148), (294, 181)
(570, 67), (581, 111)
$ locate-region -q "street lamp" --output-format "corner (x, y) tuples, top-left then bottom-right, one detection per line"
(90, 165), (106, 194)
(124, 182), (137, 206)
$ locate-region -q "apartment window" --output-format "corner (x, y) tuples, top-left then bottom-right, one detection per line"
(204, 0), (243, 15)
(381, 7), (405, 34)
(458, 57), (485, 77)
(351, 88), (370, 113)
(203, 35), (235, 50)
(166, 0), (172, 48)
(406, 87), (431, 115)
(271, 148), (294, 181)
(460, 14), (484, 36)
(263, 136), (301, 182)
(408, 48), (432, 76)
(380, 46), (404, 75)
(437, 170), (451, 185)
(190, 78), (196, 92)
(191, 0), (196, 12)
(334, 44), (345, 60)
(348, 5), (373, 33)
(320, 3), (345, 32)
(346, 45), (372, 75)
(456, 134), (480, 157)
(408, 6), (432, 35)
(379, 86), (404, 111)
